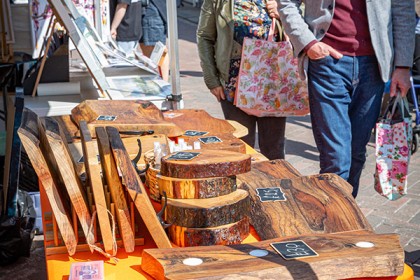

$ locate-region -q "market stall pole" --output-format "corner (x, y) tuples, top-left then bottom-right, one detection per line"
(167, 0), (183, 110)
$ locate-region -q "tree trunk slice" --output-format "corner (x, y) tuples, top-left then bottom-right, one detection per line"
(106, 126), (172, 249)
(161, 149), (251, 179)
(79, 121), (114, 255)
(163, 109), (236, 135)
(158, 175), (237, 199)
(141, 231), (404, 280)
(182, 133), (246, 154)
(165, 189), (250, 228)
(239, 163), (372, 240)
(71, 100), (183, 137)
(96, 127), (135, 253)
(18, 109), (77, 256)
(168, 217), (249, 247)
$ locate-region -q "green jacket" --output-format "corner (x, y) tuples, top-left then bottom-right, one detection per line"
(197, 0), (234, 90)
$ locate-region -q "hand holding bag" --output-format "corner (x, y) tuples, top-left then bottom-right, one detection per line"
(374, 94), (413, 200)
(234, 19), (309, 117)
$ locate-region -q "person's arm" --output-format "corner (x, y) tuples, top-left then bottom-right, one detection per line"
(389, 0), (416, 97)
(110, 3), (129, 39)
(196, 0), (225, 101)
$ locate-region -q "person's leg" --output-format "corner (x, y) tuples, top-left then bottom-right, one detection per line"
(348, 56), (385, 197)
(257, 117), (286, 160)
(117, 41), (137, 55)
(307, 56), (353, 180)
(139, 2), (166, 57)
(220, 100), (257, 148)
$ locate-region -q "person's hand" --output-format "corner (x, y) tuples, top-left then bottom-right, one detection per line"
(390, 68), (411, 97)
(266, 0), (280, 19)
(307, 42), (343, 60)
(110, 28), (117, 40)
(210, 86), (225, 102)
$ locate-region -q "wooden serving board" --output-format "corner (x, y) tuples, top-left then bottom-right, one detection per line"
(168, 217), (249, 247)
(106, 126), (172, 249)
(238, 161), (372, 240)
(141, 231), (404, 280)
(182, 133), (246, 153)
(163, 109), (236, 135)
(18, 109), (77, 256)
(71, 100), (183, 137)
(158, 175), (237, 199)
(161, 149), (251, 179)
(165, 189), (250, 228)
(39, 117), (95, 248)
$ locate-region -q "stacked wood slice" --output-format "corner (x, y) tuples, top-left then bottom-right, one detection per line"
(160, 149), (252, 247)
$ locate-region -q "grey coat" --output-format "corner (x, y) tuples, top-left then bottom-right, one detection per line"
(278, 0), (416, 81)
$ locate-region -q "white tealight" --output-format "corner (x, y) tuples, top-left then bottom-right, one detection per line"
(249, 249), (269, 257)
(182, 257), (203, 266)
(355, 241), (375, 248)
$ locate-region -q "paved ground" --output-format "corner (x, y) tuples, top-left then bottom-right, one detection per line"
(1, 3), (419, 279)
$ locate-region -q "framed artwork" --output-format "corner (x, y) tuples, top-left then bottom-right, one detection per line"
(30, 0), (53, 58)
(106, 75), (170, 100)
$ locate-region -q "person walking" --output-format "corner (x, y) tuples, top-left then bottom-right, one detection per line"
(278, 0), (416, 197)
(197, 0), (287, 160)
(139, 0), (167, 57)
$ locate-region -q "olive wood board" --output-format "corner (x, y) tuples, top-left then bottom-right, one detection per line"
(182, 133), (246, 153)
(106, 126), (172, 249)
(71, 100), (183, 137)
(96, 127), (135, 253)
(238, 160), (373, 240)
(165, 189), (250, 228)
(160, 149), (251, 179)
(18, 109), (77, 256)
(141, 231), (404, 280)
(168, 217), (249, 247)
(158, 175), (237, 199)
(39, 116), (95, 248)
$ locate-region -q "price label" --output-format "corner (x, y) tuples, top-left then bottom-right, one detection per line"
(199, 136), (223, 144)
(96, 115), (117, 121)
(270, 240), (318, 260)
(167, 152), (200, 161)
(256, 187), (286, 202)
(184, 130), (208, 137)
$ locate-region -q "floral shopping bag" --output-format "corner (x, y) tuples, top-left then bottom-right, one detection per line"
(234, 19), (309, 117)
(374, 95), (413, 201)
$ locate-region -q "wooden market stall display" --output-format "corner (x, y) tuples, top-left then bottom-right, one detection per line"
(16, 100), (414, 280)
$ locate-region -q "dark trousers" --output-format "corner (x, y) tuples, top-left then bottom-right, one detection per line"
(220, 100), (286, 160)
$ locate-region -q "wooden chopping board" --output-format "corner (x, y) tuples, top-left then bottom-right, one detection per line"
(180, 133), (246, 153)
(71, 100), (183, 137)
(161, 149), (251, 179)
(238, 160), (373, 240)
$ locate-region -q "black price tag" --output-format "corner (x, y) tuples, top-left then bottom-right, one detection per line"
(199, 136), (222, 144)
(167, 152), (200, 161)
(96, 115), (117, 121)
(256, 187), (286, 202)
(270, 240), (318, 260)
(183, 130), (208, 137)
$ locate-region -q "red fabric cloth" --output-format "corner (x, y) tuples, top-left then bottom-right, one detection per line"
(321, 0), (375, 56)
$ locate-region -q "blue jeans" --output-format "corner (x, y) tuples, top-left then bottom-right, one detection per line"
(307, 55), (385, 197)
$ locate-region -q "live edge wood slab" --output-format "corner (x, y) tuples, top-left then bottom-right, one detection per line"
(160, 149), (251, 179)
(165, 189), (250, 228)
(238, 160), (372, 240)
(71, 100), (183, 137)
(142, 231), (404, 280)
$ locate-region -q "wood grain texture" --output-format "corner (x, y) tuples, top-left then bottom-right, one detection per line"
(51, 115), (79, 143)
(182, 133), (246, 153)
(18, 109), (77, 256)
(163, 109), (236, 135)
(71, 100), (183, 137)
(161, 149), (251, 179)
(142, 232), (404, 280)
(165, 189), (250, 228)
(106, 126), (172, 249)
(238, 162), (372, 240)
(39, 116), (95, 248)
(158, 175), (237, 199)
(168, 217), (249, 247)
(79, 121), (114, 255)
(96, 127), (135, 253)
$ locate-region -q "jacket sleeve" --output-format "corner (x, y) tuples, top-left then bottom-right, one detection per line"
(278, 1), (317, 57)
(391, 0), (416, 67)
(196, 0), (222, 90)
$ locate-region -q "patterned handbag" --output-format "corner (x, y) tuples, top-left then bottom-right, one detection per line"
(234, 19), (309, 117)
(374, 94), (413, 201)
